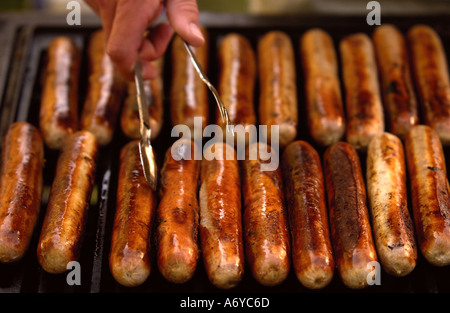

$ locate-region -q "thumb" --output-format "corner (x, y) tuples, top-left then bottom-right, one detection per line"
(165, 0), (205, 47)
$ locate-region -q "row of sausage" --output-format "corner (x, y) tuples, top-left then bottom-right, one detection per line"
(1, 120), (449, 290)
(37, 23), (450, 154)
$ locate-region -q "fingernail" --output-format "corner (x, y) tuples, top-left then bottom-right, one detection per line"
(189, 23), (205, 43)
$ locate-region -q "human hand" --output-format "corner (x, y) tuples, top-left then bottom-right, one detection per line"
(84, 0), (205, 80)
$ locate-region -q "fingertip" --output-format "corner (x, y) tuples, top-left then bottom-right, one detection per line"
(188, 22), (205, 47)
(166, 0), (204, 46)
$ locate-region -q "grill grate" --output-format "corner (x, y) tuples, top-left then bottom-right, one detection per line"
(0, 12), (450, 294)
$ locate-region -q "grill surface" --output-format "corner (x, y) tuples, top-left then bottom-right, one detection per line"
(0, 11), (450, 294)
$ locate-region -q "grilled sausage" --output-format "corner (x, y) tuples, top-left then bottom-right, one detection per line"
(300, 28), (345, 146)
(323, 142), (378, 289)
(404, 125), (450, 266)
(0, 122), (44, 263)
(258, 31), (298, 148)
(156, 139), (201, 283)
(340, 33), (384, 151)
(120, 58), (164, 140)
(281, 140), (334, 289)
(109, 140), (157, 287)
(170, 27), (209, 133)
(40, 36), (80, 150)
(37, 131), (98, 274)
(372, 25), (419, 139)
(199, 142), (244, 289)
(366, 132), (417, 276)
(81, 30), (126, 146)
(408, 25), (450, 146)
(217, 33), (257, 145)
(241, 142), (290, 286)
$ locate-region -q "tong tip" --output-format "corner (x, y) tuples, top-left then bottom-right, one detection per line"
(139, 130), (158, 191)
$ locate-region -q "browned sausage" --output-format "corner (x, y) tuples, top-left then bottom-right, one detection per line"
(199, 142), (244, 289)
(81, 30), (126, 146)
(109, 140), (157, 287)
(241, 142), (290, 286)
(120, 58), (164, 140)
(156, 139), (201, 283)
(0, 122), (44, 263)
(372, 24), (419, 139)
(408, 25), (450, 145)
(40, 37), (80, 150)
(37, 130), (98, 274)
(217, 33), (256, 145)
(258, 31), (298, 148)
(281, 140), (334, 289)
(300, 28), (345, 146)
(170, 27), (209, 133)
(340, 33), (384, 151)
(323, 142), (378, 289)
(404, 125), (450, 266)
(366, 132), (417, 276)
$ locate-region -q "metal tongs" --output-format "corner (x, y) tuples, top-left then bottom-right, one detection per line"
(134, 59), (158, 191)
(182, 40), (233, 134)
(134, 40), (233, 190)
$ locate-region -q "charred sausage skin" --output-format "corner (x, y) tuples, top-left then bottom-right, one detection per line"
(170, 27), (209, 133)
(37, 130), (98, 274)
(404, 125), (450, 266)
(281, 140), (334, 289)
(366, 132), (417, 276)
(323, 141), (378, 289)
(109, 140), (157, 287)
(408, 25), (450, 146)
(241, 142), (291, 286)
(0, 122), (44, 263)
(258, 31), (298, 148)
(81, 30), (126, 146)
(199, 142), (245, 289)
(156, 139), (201, 283)
(372, 25), (419, 139)
(40, 37), (80, 150)
(300, 28), (345, 146)
(340, 33), (384, 151)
